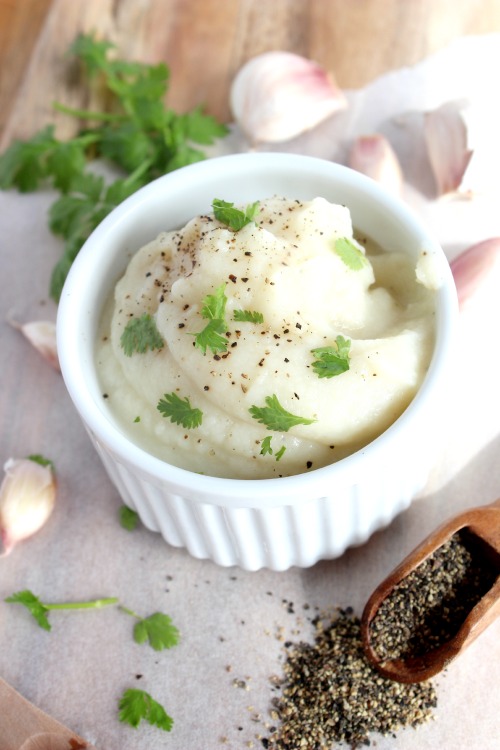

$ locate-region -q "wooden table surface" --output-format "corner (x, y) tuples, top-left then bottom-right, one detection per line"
(2, 0), (500, 149)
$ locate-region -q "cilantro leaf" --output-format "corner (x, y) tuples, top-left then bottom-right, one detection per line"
(275, 445), (286, 461)
(259, 435), (287, 461)
(157, 392), (203, 428)
(193, 318), (228, 355)
(133, 613), (180, 651)
(212, 198), (260, 230)
(233, 309), (264, 324)
(119, 688), (173, 732)
(260, 435), (273, 456)
(311, 335), (351, 378)
(119, 505), (140, 531)
(5, 590), (51, 630)
(191, 284), (229, 354)
(249, 395), (315, 432)
(120, 314), (164, 356)
(334, 237), (369, 270)
(201, 283), (227, 321)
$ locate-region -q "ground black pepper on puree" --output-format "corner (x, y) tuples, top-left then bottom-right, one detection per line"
(262, 608), (437, 749)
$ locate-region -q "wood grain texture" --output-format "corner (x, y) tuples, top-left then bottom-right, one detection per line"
(1, 0), (500, 148)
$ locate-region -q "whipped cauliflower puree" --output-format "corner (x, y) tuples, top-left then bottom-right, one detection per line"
(96, 196), (437, 479)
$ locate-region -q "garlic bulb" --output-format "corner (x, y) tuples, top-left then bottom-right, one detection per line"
(0, 456), (56, 556)
(450, 238), (500, 308)
(348, 134), (403, 194)
(230, 51), (347, 144)
(424, 101), (474, 196)
(9, 317), (60, 371)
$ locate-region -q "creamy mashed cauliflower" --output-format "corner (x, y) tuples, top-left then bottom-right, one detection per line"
(96, 197), (437, 479)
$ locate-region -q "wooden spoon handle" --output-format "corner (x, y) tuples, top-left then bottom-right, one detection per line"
(0, 678), (94, 750)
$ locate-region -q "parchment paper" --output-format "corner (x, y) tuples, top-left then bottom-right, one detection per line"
(0, 35), (499, 750)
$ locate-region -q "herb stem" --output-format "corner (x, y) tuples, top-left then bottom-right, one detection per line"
(119, 605), (141, 619)
(44, 597), (119, 611)
(53, 101), (128, 122)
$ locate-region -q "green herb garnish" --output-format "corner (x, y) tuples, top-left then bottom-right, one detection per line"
(4, 589), (118, 631)
(119, 688), (173, 732)
(233, 309), (264, 324)
(192, 283), (229, 354)
(120, 606), (180, 651)
(119, 505), (140, 531)
(249, 395), (315, 432)
(311, 335), (351, 378)
(157, 392), (203, 428)
(212, 198), (260, 230)
(260, 435), (287, 461)
(260, 435), (274, 455)
(120, 313), (164, 356)
(0, 33), (228, 300)
(334, 237), (369, 270)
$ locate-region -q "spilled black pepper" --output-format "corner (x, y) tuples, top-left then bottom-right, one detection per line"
(263, 608), (436, 749)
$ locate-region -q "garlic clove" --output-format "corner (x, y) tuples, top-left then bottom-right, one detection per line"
(348, 134), (403, 194)
(450, 238), (500, 309)
(424, 101), (474, 197)
(9, 317), (60, 371)
(230, 51), (347, 145)
(0, 456), (56, 556)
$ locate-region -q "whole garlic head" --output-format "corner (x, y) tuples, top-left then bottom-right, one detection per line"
(230, 51), (347, 145)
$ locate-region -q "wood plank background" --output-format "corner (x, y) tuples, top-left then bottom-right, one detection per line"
(1, 0), (500, 148)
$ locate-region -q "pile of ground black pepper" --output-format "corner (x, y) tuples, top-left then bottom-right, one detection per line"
(261, 607), (437, 749)
(369, 529), (499, 661)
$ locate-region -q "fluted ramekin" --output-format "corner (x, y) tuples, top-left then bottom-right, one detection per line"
(57, 153), (457, 571)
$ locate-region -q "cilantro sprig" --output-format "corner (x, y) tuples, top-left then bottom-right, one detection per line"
(119, 688), (173, 732)
(0, 33), (228, 300)
(212, 198), (260, 230)
(120, 313), (164, 356)
(334, 237), (369, 270)
(4, 589), (118, 631)
(191, 283), (229, 355)
(249, 395), (315, 432)
(157, 392), (203, 428)
(311, 335), (351, 378)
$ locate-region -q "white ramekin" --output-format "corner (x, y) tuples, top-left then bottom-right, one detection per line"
(57, 153), (458, 571)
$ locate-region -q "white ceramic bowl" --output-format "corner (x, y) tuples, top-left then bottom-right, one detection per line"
(57, 153), (457, 571)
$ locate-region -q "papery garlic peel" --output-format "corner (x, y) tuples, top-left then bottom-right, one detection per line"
(450, 238), (500, 309)
(0, 457), (56, 556)
(348, 134), (403, 194)
(230, 51), (347, 144)
(424, 101), (474, 197)
(9, 317), (60, 371)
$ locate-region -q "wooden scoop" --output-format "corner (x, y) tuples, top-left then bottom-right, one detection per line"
(361, 498), (500, 683)
(0, 677), (96, 750)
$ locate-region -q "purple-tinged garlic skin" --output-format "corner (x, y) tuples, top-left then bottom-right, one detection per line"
(348, 134), (403, 194)
(0, 457), (56, 556)
(9, 318), (60, 371)
(450, 238), (500, 309)
(230, 51), (347, 144)
(424, 101), (474, 197)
